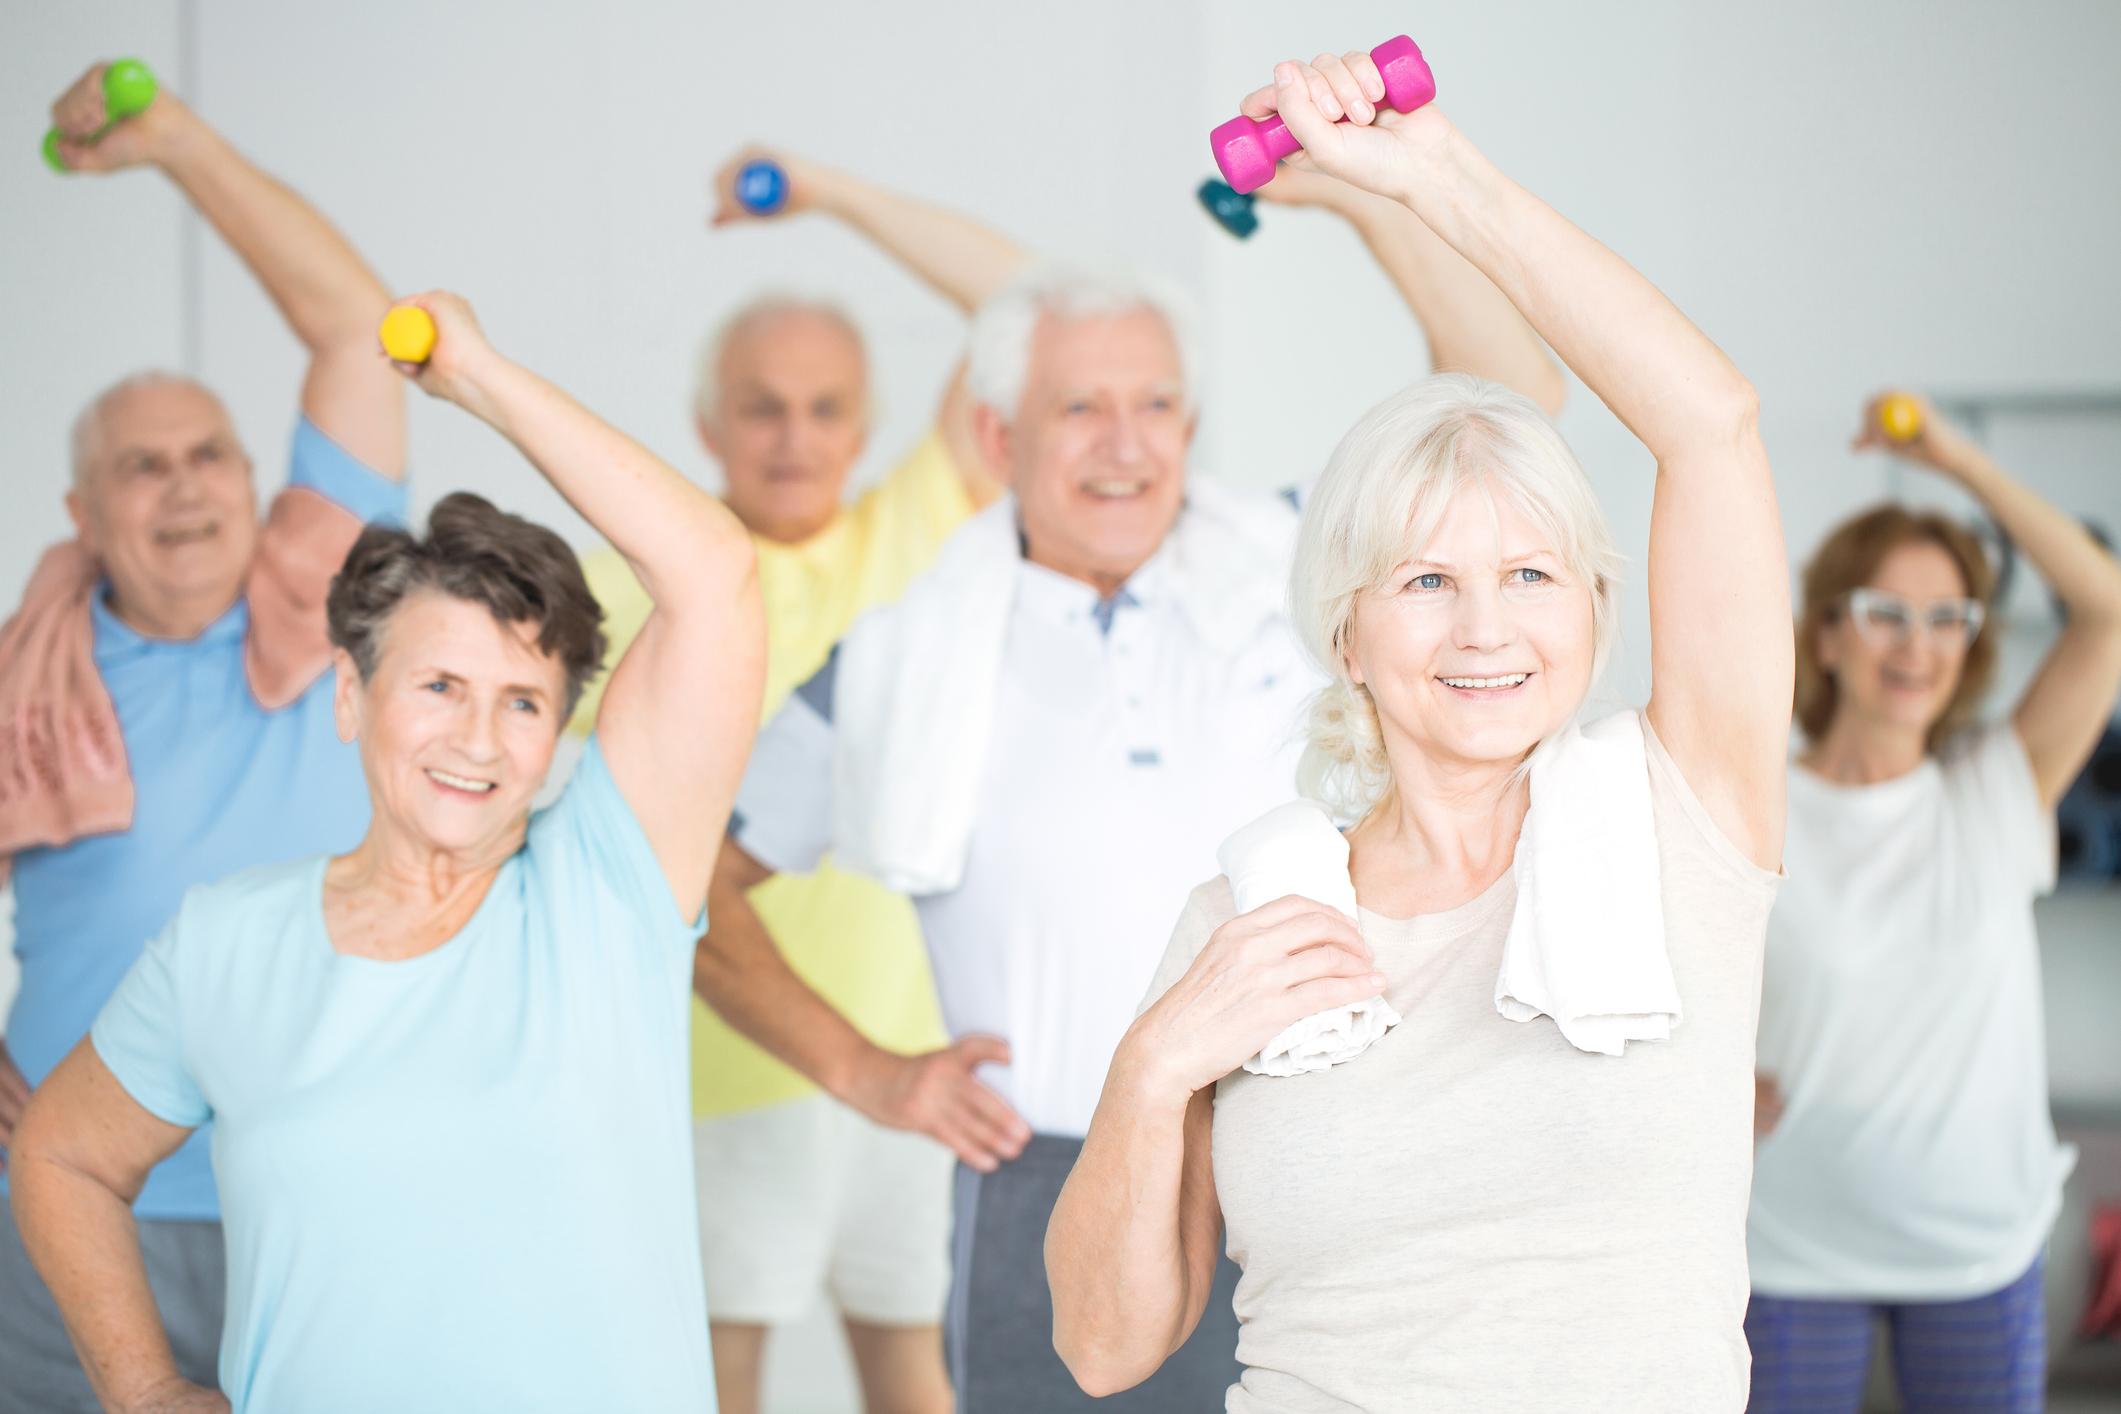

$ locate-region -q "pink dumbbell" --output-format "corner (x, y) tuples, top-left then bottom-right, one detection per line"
(1209, 36), (1436, 195)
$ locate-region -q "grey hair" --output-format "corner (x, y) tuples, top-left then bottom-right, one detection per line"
(965, 262), (1200, 419)
(69, 370), (226, 488)
(1289, 374), (1627, 821)
(693, 294), (869, 424)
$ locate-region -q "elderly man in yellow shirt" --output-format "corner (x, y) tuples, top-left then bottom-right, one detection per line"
(571, 149), (1023, 1414)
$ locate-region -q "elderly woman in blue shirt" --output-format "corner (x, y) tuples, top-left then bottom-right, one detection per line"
(12, 293), (765, 1414)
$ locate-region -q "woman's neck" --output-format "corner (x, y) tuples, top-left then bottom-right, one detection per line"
(323, 820), (526, 960)
(1348, 751), (1530, 918)
(1799, 711), (1929, 785)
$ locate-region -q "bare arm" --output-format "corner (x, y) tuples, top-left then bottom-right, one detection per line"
(1246, 55), (1789, 868)
(11, 1042), (222, 1413)
(50, 66), (402, 477)
(395, 294), (764, 919)
(1049, 895), (1376, 1395)
(709, 146), (1026, 487)
(1254, 164), (1566, 414)
(1861, 394), (2121, 806)
(696, 839), (1028, 1170)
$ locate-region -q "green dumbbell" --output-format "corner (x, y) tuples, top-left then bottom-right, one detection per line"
(43, 59), (159, 172)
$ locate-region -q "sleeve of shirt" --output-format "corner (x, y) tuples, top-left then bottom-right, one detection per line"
(243, 416), (410, 709)
(535, 735), (707, 951)
(1952, 724), (2060, 898)
(730, 650), (839, 878)
(88, 918), (210, 1130)
(1136, 878), (1233, 1018)
(284, 415), (408, 526)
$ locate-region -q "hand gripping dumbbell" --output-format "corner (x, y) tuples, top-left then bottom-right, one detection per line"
(1208, 36), (1435, 196)
(43, 59), (158, 171)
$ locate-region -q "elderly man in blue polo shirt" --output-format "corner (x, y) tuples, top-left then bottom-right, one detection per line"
(0, 60), (405, 1408)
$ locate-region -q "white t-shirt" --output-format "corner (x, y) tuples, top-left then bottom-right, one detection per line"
(1748, 724), (2073, 1300)
(734, 550), (1318, 1138)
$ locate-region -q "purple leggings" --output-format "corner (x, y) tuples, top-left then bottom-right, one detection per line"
(1745, 1257), (2046, 1413)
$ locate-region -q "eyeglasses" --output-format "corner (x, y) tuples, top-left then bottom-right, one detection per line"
(1842, 587), (1986, 648)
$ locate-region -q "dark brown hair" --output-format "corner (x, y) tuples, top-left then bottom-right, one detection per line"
(1794, 504), (1998, 752)
(327, 492), (607, 716)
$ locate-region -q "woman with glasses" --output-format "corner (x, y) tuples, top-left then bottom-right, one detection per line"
(1745, 392), (2121, 1412)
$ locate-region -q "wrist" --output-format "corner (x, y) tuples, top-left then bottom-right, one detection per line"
(1112, 1020), (1196, 1118)
(824, 1035), (893, 1110)
(141, 96), (208, 172)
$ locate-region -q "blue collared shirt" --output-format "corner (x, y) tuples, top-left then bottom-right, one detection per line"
(4, 417), (403, 1220)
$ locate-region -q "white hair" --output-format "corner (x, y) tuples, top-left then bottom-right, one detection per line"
(70, 370), (224, 488)
(1289, 374), (1626, 820)
(693, 294), (869, 424)
(965, 262), (1199, 419)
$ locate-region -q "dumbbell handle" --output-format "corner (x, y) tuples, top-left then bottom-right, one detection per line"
(1210, 37), (1435, 195)
(43, 59), (158, 172)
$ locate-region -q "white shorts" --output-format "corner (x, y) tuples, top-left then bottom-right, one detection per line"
(693, 1094), (954, 1327)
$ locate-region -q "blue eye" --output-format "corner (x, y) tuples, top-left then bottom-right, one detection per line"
(1409, 573), (1446, 592)
(1514, 568), (1550, 584)
(425, 680), (449, 693)
(510, 697), (539, 714)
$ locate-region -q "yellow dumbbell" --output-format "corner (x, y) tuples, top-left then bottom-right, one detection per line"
(1879, 393), (1923, 443)
(379, 306), (437, 364)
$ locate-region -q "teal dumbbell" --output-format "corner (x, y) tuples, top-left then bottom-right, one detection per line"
(43, 60), (158, 172)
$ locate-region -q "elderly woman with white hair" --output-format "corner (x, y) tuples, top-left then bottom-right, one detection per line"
(1049, 49), (1790, 1413)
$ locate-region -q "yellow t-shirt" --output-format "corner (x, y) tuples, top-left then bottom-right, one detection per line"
(571, 431), (975, 1117)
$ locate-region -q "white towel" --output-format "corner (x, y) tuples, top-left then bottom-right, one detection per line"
(1218, 800), (1403, 1077)
(830, 479), (1299, 896)
(1219, 709), (1679, 1075)
(1493, 710), (1678, 1056)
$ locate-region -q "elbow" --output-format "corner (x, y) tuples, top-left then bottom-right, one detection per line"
(1714, 375), (1763, 448)
(1052, 1325), (1158, 1400)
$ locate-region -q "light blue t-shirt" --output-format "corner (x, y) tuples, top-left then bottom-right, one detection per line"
(91, 739), (716, 1412)
(5, 418), (403, 1219)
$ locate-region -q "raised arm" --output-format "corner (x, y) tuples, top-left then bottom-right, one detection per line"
(708, 146), (1029, 488)
(1244, 52), (1789, 867)
(697, 839), (1029, 1171)
(1859, 394), (2121, 806)
(49, 63), (402, 477)
(391, 294), (763, 918)
(1252, 164), (1565, 415)
(12, 1044), (218, 1413)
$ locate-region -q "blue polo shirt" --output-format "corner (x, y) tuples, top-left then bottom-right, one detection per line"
(3, 417), (403, 1220)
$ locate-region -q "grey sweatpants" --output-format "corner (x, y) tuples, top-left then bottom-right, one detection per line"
(0, 1187), (224, 1413)
(947, 1133), (1242, 1413)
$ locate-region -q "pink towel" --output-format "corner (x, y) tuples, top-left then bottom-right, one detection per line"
(0, 484), (363, 874)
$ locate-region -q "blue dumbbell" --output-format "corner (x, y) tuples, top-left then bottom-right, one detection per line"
(1197, 178), (1258, 240)
(735, 159), (789, 216)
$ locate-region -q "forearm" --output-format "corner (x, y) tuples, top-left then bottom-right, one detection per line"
(1393, 120), (1754, 460)
(455, 354), (751, 604)
(1344, 194), (1565, 415)
(1047, 1038), (1204, 1392)
(151, 99), (389, 351)
(13, 1157), (182, 1410)
(809, 164), (1028, 314)
(1956, 453), (2121, 627)
(693, 881), (887, 1104)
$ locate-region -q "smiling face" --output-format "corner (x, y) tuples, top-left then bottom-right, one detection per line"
(1345, 478), (1596, 773)
(1815, 539), (1977, 740)
(700, 307), (869, 545)
(335, 590), (568, 862)
(978, 308), (1192, 595)
(66, 378), (258, 633)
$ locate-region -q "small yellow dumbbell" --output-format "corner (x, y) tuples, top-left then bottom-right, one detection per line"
(1879, 393), (1923, 443)
(379, 306), (437, 364)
